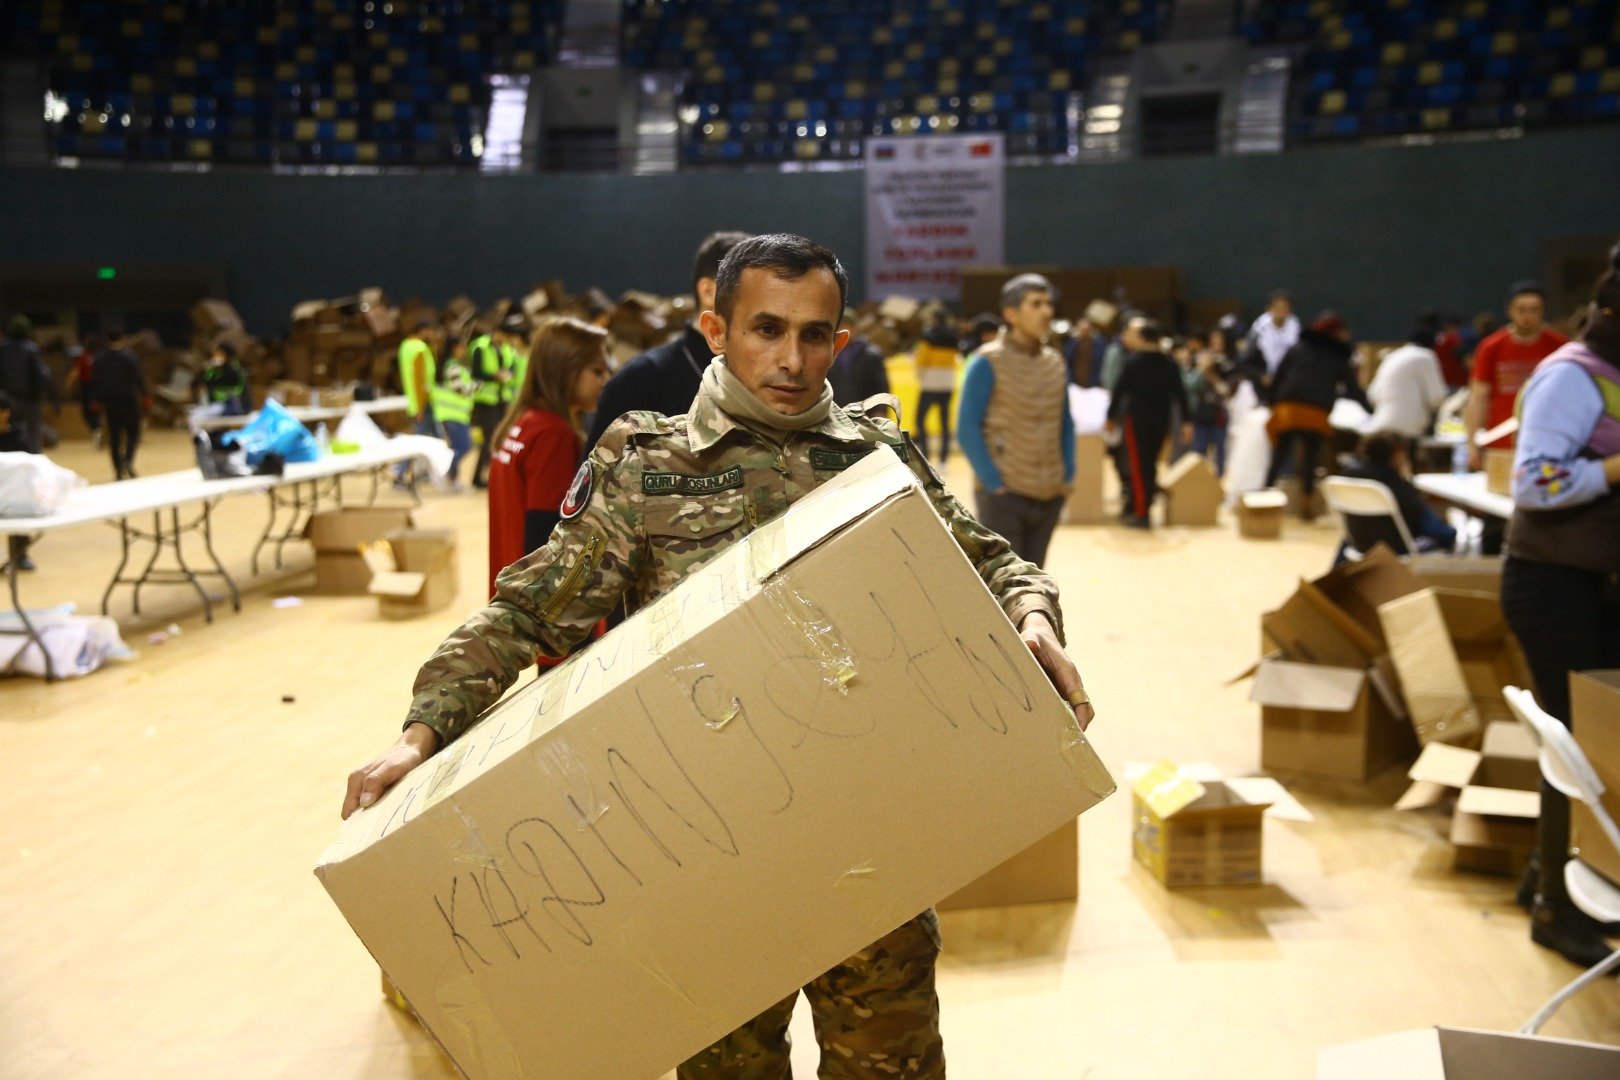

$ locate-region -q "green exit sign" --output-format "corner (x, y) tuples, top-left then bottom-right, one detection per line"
(96, 266), (117, 280)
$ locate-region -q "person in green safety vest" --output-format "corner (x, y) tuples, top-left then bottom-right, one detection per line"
(498, 317), (528, 406)
(431, 333), (483, 491)
(468, 327), (506, 489)
(197, 340), (251, 415)
(395, 319), (440, 486)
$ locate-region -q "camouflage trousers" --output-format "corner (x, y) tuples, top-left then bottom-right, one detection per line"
(676, 909), (945, 1080)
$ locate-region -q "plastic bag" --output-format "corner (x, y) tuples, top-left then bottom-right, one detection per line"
(0, 452), (87, 517)
(335, 407), (389, 450)
(220, 398), (319, 465)
(0, 603), (135, 678)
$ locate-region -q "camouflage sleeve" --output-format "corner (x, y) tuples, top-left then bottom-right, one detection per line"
(404, 418), (648, 745)
(896, 432), (1066, 645)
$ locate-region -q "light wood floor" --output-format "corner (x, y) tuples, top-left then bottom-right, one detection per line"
(1, 430), (1615, 1080)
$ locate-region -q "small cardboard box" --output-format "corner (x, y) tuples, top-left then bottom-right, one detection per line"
(1250, 658), (1415, 782)
(1160, 453), (1222, 527)
(1483, 448), (1514, 496)
(937, 818), (1077, 911)
(1131, 761), (1271, 888)
(306, 507), (415, 595)
(315, 449), (1114, 1080)
(1571, 670), (1620, 888)
(1238, 490), (1287, 539)
(1397, 721), (1540, 875)
(362, 528), (458, 619)
(1318, 1026), (1620, 1079)
(1061, 434), (1108, 525)
(1378, 588), (1533, 745)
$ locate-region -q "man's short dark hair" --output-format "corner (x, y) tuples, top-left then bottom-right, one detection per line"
(214, 340), (237, 359)
(0, 390), (15, 413)
(1507, 279), (1546, 304)
(1000, 273), (1054, 312)
(713, 233), (849, 323)
(1137, 317), (1164, 344)
(970, 313), (1001, 339)
(693, 230), (752, 296)
(1267, 289), (1292, 306)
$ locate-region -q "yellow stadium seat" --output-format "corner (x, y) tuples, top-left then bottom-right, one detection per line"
(131, 74), (153, 94)
(1066, 16), (1087, 34)
(1432, 19), (1456, 40)
(795, 140), (819, 160)
(1320, 90), (1346, 115)
(234, 78), (255, 97)
(370, 65), (391, 83)
(974, 56), (997, 75)
(369, 30), (389, 47)
(1492, 32), (1516, 56)
(1031, 3), (1052, 19)
(171, 93), (195, 115)
(1382, 43), (1406, 65)
(884, 60), (905, 79)
(1547, 7), (1572, 30)
(750, 30), (770, 48)
(332, 63), (354, 81)
(374, 101), (395, 121)
(970, 93), (994, 113)
(1463, 0), (1486, 17)
(70, 53), (92, 72)
(190, 139), (211, 159)
(121, 19), (140, 37)
(994, 40), (1014, 57)
(792, 63), (814, 81)
(1583, 47), (1606, 70)
(893, 11), (913, 27)
(915, 95), (939, 114)
(512, 51), (536, 71)
(1419, 61), (1442, 84)
(815, 45), (836, 63)
(81, 114), (105, 135)
(315, 100), (336, 119)
(175, 57), (196, 77)
(275, 62), (296, 80)
(1330, 30), (1351, 50)
(785, 100), (808, 120)
(357, 142), (378, 164)
(1549, 72), (1576, 97)
(334, 83), (356, 101)
(197, 42), (219, 61)
(336, 120), (357, 142)
(295, 119), (316, 140)
(1120, 30), (1142, 50)
(938, 57), (960, 76)
(905, 42), (926, 60)
(1601, 69), (1620, 93)
(295, 45), (316, 64)
(938, 77), (959, 96)
(975, 22), (997, 40)
(753, 83), (775, 103)
(449, 85), (470, 104)
(873, 27), (892, 44)
(1422, 108), (1450, 129)
(388, 48), (407, 65)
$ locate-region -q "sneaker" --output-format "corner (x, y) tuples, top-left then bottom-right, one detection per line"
(16, 556), (35, 572)
(1125, 516), (1152, 530)
(1530, 901), (1617, 969)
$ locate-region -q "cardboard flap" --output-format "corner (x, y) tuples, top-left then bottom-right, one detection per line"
(1379, 589), (1481, 744)
(1161, 453), (1219, 491)
(1250, 660), (1365, 713)
(1481, 720), (1537, 761)
(1434, 589), (1510, 646)
(1457, 785), (1540, 820)
(1132, 761), (1206, 819)
(1406, 740), (1482, 789)
(1369, 655), (1409, 722)
(359, 540), (397, 576)
(1395, 780), (1454, 812)
(1436, 1026), (1620, 1079)
(1314, 545), (1426, 646)
(1241, 490), (1288, 510)
(369, 570), (426, 598)
(1263, 585), (1381, 669)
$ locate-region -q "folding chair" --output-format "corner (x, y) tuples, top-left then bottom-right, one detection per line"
(1320, 476), (1416, 559)
(1503, 686), (1620, 1033)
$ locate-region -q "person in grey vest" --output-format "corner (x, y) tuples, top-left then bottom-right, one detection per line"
(956, 274), (1076, 566)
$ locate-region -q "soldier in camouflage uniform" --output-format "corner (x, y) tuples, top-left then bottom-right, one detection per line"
(344, 234), (1095, 1079)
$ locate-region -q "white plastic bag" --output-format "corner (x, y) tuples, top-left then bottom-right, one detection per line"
(335, 407), (390, 449)
(0, 453), (86, 517)
(0, 603), (135, 678)
(388, 433), (454, 482)
(1068, 385), (1111, 436)
(1223, 403), (1273, 506)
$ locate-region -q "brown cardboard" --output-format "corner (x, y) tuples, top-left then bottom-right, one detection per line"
(1483, 449), (1514, 495)
(936, 818), (1078, 910)
(1238, 490), (1286, 539)
(315, 554), (376, 595)
(1277, 475), (1326, 519)
(1131, 761), (1270, 888)
(1317, 1026), (1620, 1079)
(366, 528), (458, 620)
(306, 507), (416, 596)
(1160, 453), (1222, 527)
(1379, 590), (1479, 745)
(1061, 434), (1107, 525)
(1570, 670), (1620, 888)
(1399, 721), (1540, 875)
(1406, 555), (1504, 597)
(1250, 659), (1416, 782)
(315, 449), (1114, 1080)
(1309, 544), (1426, 649)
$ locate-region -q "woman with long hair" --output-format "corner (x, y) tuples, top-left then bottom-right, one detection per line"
(486, 315), (612, 602)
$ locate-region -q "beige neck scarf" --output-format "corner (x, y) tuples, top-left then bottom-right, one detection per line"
(703, 357), (834, 435)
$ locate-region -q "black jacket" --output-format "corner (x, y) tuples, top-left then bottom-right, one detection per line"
(1341, 455), (1429, 538)
(0, 335), (55, 405)
(828, 336), (891, 406)
(1269, 329), (1369, 412)
(89, 347), (147, 403)
(1108, 349), (1191, 431)
(585, 323), (712, 453)
(0, 422), (30, 453)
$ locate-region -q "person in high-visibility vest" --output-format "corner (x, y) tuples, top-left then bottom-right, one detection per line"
(431, 334), (483, 491)
(498, 318), (528, 405)
(197, 340), (252, 415)
(468, 328), (506, 489)
(394, 320), (441, 485)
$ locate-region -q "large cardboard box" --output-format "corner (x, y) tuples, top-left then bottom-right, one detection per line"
(1397, 721), (1540, 875)
(936, 819), (1077, 911)
(307, 507), (415, 595)
(1160, 453), (1222, 527)
(1061, 434), (1108, 525)
(1250, 658), (1414, 782)
(1318, 1026), (1620, 1079)
(316, 450), (1114, 1080)
(363, 528), (459, 620)
(1131, 761), (1270, 887)
(1571, 670), (1620, 887)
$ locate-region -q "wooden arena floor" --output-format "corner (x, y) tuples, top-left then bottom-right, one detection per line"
(2, 429), (1616, 1079)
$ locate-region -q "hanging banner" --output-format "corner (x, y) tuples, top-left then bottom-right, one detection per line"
(864, 133), (1005, 302)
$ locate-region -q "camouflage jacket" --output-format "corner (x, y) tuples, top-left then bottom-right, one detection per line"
(407, 381), (1065, 746)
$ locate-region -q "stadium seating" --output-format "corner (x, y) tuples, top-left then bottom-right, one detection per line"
(4, 0), (563, 167)
(620, 0), (1168, 167)
(1244, 0), (1620, 142)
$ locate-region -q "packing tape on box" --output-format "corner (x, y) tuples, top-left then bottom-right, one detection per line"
(835, 861), (879, 888)
(761, 578), (858, 692)
(435, 974), (523, 1078)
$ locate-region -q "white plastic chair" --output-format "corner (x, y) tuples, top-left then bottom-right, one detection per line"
(1504, 686), (1620, 1033)
(1320, 476), (1417, 559)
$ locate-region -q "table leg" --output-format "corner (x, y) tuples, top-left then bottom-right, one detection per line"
(200, 501), (241, 613)
(3, 536), (56, 682)
(167, 507), (215, 624)
(130, 511), (166, 617)
(102, 518), (134, 616)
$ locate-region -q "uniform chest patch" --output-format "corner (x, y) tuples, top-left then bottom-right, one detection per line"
(559, 460), (595, 520)
(809, 444), (908, 472)
(642, 466), (745, 496)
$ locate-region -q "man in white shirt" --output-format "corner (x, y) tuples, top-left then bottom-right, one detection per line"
(1365, 323), (1449, 439)
(1247, 289), (1300, 377)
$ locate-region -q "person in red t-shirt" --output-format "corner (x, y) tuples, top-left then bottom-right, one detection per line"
(486, 316), (612, 608)
(1432, 315), (1467, 389)
(1465, 280), (1568, 469)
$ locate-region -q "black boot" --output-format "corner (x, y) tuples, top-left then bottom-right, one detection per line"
(1515, 854), (1539, 911)
(1531, 900), (1617, 969)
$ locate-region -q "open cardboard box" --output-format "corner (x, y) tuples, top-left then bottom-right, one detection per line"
(1318, 1026), (1620, 1078)
(1061, 434), (1108, 525)
(316, 448), (1115, 1080)
(360, 528), (458, 620)
(306, 506), (416, 595)
(1397, 721), (1540, 875)
(1160, 453), (1222, 527)
(1238, 489), (1287, 539)
(1129, 761), (1306, 888)
(1571, 670), (1620, 888)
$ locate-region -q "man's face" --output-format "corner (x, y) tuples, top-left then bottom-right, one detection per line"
(1121, 318), (1147, 351)
(699, 266), (850, 416)
(1003, 290), (1054, 343)
(1508, 292), (1545, 336)
(1269, 298), (1292, 324)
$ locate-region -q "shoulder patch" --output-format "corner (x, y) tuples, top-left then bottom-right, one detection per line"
(559, 460), (595, 520)
(642, 465), (744, 496)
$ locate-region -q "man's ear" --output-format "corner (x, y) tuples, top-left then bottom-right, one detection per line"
(833, 327), (852, 355)
(698, 309), (728, 355)
(695, 277), (717, 313)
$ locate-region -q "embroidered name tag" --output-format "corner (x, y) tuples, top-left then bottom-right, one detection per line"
(810, 444), (908, 472)
(642, 466), (745, 496)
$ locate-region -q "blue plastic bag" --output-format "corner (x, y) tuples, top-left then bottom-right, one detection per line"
(220, 398), (320, 465)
